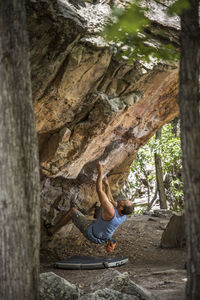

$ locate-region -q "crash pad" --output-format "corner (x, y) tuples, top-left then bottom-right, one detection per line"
(55, 255), (128, 270)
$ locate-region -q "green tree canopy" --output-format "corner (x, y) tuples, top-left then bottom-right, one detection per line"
(102, 0), (189, 63)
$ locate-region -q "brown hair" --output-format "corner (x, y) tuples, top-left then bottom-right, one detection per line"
(121, 204), (134, 215)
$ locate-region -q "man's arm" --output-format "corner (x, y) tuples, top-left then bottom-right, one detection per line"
(96, 162), (115, 220)
(104, 176), (117, 207)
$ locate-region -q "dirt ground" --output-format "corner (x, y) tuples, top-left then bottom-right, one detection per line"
(40, 213), (187, 300)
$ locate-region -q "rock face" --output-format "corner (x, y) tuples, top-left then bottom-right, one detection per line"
(26, 0), (180, 247)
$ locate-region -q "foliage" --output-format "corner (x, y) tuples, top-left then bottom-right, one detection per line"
(168, 0), (190, 16)
(129, 122), (184, 212)
(134, 204), (149, 214)
(102, 0), (189, 63)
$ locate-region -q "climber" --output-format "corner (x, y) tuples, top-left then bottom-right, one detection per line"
(47, 162), (134, 252)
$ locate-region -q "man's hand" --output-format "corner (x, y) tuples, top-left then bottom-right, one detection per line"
(106, 240), (116, 253)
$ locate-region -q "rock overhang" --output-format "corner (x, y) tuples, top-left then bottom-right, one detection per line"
(26, 0), (180, 227)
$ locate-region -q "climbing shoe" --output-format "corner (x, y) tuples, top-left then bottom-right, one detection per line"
(106, 240), (116, 253)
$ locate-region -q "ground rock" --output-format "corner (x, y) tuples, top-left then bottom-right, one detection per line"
(40, 272), (83, 299)
(161, 212), (185, 248)
(111, 271), (153, 299)
(40, 270), (154, 300)
(81, 288), (135, 300)
(84, 269), (154, 300)
(148, 209), (173, 218)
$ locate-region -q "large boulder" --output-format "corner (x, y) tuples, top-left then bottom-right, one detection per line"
(25, 0), (180, 250)
(161, 212), (186, 248)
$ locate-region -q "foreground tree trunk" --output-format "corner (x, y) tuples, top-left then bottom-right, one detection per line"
(154, 129), (167, 209)
(179, 0), (200, 299)
(0, 1), (40, 299)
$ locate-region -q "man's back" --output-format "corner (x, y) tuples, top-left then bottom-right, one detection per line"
(87, 207), (126, 244)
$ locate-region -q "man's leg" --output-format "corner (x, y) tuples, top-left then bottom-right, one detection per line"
(71, 210), (93, 239)
(47, 207), (77, 235)
(47, 207), (93, 240)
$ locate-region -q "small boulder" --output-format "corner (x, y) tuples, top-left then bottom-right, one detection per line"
(161, 212), (186, 248)
(40, 272), (83, 300)
(84, 269), (154, 300)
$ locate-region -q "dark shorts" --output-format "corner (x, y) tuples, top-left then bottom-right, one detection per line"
(72, 210), (94, 240)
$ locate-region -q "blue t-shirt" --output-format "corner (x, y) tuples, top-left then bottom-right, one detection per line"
(87, 207), (126, 244)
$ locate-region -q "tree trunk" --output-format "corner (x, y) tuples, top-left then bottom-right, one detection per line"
(0, 1), (40, 299)
(171, 117), (179, 137)
(154, 129), (167, 209)
(179, 0), (200, 299)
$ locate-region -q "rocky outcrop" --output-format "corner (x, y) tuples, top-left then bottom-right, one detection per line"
(40, 270), (154, 300)
(40, 272), (83, 299)
(26, 0), (180, 246)
(161, 212), (186, 248)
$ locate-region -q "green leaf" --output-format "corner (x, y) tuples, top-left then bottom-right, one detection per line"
(168, 0), (190, 16)
(103, 2), (149, 41)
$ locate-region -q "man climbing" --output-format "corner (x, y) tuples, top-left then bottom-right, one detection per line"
(47, 162), (134, 252)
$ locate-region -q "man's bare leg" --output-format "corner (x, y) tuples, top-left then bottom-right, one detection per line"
(47, 207), (77, 235)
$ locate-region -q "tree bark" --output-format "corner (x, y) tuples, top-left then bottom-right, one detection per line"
(154, 129), (167, 209)
(179, 0), (200, 299)
(0, 1), (40, 299)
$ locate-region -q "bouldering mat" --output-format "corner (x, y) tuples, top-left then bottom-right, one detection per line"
(55, 255), (128, 270)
